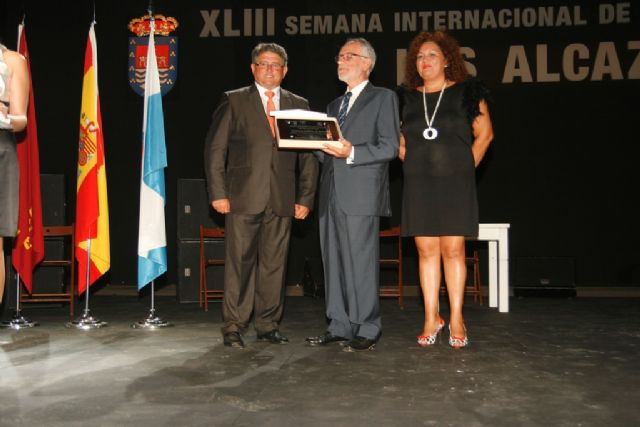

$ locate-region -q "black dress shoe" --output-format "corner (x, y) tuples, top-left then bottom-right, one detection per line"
(223, 331), (245, 348)
(343, 336), (376, 352)
(305, 331), (349, 346)
(257, 330), (289, 344)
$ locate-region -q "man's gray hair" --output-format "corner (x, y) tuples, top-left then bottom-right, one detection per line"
(345, 38), (376, 73)
(251, 42), (288, 65)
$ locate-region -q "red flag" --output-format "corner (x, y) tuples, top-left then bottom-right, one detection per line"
(75, 23), (110, 294)
(11, 24), (44, 294)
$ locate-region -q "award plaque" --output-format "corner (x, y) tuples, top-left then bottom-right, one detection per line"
(272, 109), (343, 149)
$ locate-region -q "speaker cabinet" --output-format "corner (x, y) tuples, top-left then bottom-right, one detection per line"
(177, 239), (225, 303)
(40, 174), (66, 226)
(177, 178), (224, 240)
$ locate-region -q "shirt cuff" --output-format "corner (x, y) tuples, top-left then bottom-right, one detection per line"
(346, 146), (355, 164)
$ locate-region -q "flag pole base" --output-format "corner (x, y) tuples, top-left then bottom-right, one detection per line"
(0, 310), (39, 329)
(131, 309), (172, 329)
(66, 310), (108, 330)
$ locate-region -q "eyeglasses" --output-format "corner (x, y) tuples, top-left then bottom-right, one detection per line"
(416, 51), (443, 61)
(255, 62), (285, 70)
(334, 53), (369, 63)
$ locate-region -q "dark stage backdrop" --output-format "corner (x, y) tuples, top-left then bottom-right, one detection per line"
(1, 0), (638, 288)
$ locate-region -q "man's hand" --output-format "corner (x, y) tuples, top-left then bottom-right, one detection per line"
(294, 204), (310, 220)
(322, 138), (352, 159)
(212, 198), (230, 214)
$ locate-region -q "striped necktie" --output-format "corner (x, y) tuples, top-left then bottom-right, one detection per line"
(337, 91), (352, 128)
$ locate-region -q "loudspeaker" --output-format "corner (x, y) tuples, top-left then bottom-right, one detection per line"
(177, 239), (225, 303)
(514, 257), (576, 297)
(40, 174), (66, 226)
(177, 178), (223, 240)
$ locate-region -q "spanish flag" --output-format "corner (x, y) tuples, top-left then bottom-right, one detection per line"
(75, 23), (110, 294)
(11, 24), (44, 294)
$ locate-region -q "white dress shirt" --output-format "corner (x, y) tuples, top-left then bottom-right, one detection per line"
(255, 82), (281, 112)
(343, 80), (369, 164)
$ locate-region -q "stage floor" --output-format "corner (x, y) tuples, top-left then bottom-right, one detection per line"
(1, 295), (639, 426)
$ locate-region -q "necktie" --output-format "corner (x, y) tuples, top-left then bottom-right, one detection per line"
(338, 91), (352, 128)
(265, 90), (276, 136)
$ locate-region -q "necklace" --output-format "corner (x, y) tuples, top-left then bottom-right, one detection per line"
(422, 79), (447, 140)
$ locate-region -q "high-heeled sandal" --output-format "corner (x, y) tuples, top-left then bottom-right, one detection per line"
(448, 325), (469, 349)
(417, 318), (445, 347)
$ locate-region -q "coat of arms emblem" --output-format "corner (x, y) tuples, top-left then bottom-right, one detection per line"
(128, 14), (179, 96)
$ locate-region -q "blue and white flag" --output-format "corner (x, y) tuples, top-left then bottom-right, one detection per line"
(137, 24), (167, 289)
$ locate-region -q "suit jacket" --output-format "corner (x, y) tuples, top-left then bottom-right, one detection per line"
(319, 82), (400, 216)
(204, 85), (318, 216)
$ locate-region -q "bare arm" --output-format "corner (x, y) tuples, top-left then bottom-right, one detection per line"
(3, 50), (29, 132)
(471, 100), (493, 167)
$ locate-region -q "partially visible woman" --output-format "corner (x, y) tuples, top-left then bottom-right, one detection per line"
(398, 31), (493, 348)
(0, 42), (29, 303)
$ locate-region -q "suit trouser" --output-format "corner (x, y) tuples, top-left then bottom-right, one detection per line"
(222, 207), (291, 334)
(319, 178), (381, 340)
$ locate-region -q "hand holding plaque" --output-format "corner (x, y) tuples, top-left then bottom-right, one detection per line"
(271, 109), (343, 149)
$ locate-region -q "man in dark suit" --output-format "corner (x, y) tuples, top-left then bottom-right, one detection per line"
(306, 38), (400, 351)
(204, 43), (318, 349)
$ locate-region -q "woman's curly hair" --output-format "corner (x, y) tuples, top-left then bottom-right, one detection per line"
(403, 31), (469, 89)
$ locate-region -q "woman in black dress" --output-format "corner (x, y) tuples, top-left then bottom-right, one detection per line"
(0, 43), (29, 302)
(399, 31), (493, 348)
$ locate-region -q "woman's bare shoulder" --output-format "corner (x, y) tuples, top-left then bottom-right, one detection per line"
(2, 49), (26, 67)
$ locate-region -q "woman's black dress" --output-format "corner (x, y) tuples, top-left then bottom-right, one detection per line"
(400, 79), (487, 237)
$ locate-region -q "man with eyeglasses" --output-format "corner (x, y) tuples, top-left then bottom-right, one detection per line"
(204, 42), (318, 349)
(306, 38), (400, 352)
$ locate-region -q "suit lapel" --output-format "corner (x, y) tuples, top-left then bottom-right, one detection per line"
(280, 89), (293, 110)
(341, 82), (374, 132)
(248, 85), (272, 134)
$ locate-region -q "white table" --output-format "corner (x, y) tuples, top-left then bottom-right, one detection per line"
(472, 224), (511, 313)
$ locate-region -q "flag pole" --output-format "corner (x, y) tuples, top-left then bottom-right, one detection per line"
(3, 20), (42, 329)
(66, 238), (107, 329)
(131, 279), (171, 329)
(0, 273), (38, 329)
(131, 12), (170, 330)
